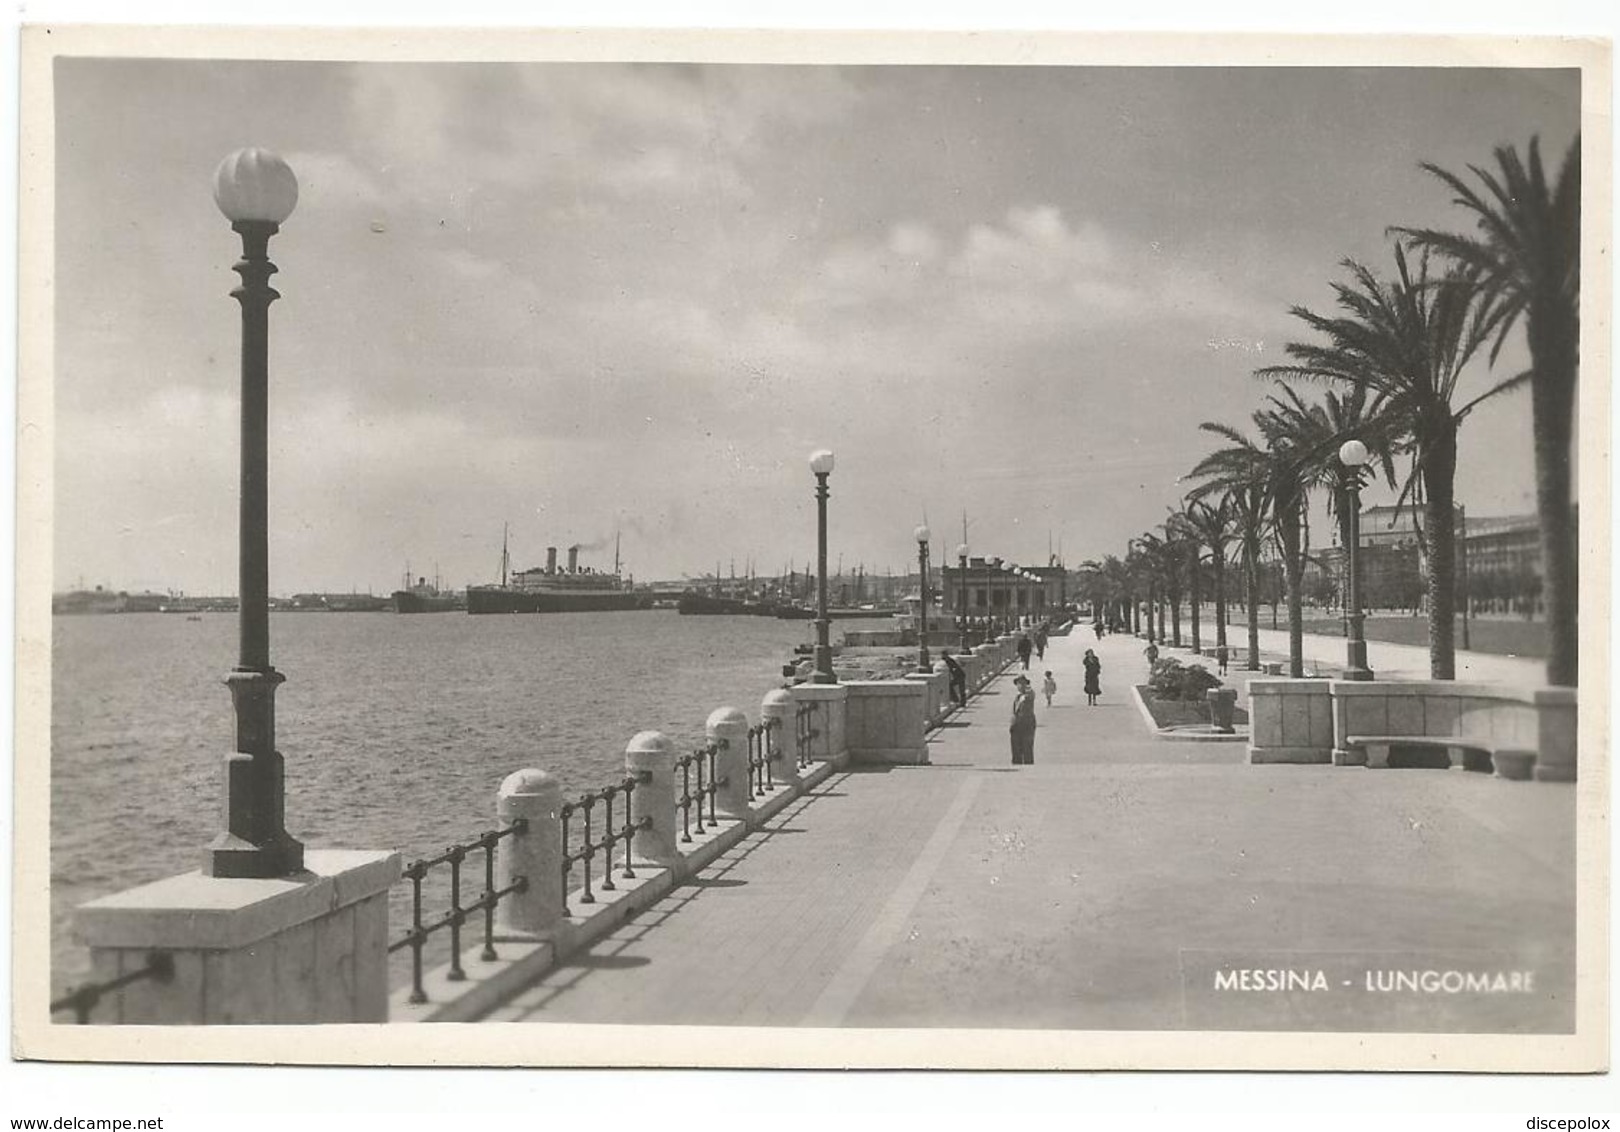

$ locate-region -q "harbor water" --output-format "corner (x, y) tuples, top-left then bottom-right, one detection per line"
(49, 609), (816, 996)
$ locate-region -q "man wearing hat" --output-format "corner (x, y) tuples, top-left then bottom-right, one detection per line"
(1009, 672), (1037, 765)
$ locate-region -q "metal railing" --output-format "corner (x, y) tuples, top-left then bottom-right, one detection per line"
(389, 821), (529, 1005)
(560, 771), (653, 917)
(51, 952), (175, 1023)
(746, 717), (782, 797)
(795, 702), (819, 770)
(673, 741), (722, 842)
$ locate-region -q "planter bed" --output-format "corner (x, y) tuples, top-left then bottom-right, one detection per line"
(1134, 684), (1250, 729)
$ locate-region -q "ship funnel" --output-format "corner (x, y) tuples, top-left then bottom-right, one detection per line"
(567, 545), (580, 574)
(546, 546), (558, 575)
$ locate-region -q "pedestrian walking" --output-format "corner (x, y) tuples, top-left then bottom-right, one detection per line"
(1009, 673), (1037, 764)
(1034, 627), (1047, 660)
(1144, 641), (1160, 667)
(1217, 645), (1229, 676)
(1017, 634), (1033, 670)
(1084, 648), (1102, 706)
(1042, 669), (1057, 707)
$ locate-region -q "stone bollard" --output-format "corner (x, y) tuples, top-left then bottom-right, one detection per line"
(791, 683), (850, 766)
(933, 659), (957, 711)
(760, 689), (800, 787)
(625, 730), (680, 864)
(972, 644), (995, 684)
(496, 769), (567, 939)
(1206, 688), (1239, 735)
(706, 706), (754, 819)
(903, 669), (939, 726)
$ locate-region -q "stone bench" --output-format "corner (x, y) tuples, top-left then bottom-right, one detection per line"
(1341, 733), (1537, 779)
(1247, 678), (1576, 781)
(1331, 681), (1576, 782)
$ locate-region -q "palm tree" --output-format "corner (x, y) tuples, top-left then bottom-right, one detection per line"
(1168, 510), (1204, 652)
(1093, 555), (1133, 630)
(1396, 136), (1581, 687)
(1183, 497), (1236, 653)
(1262, 384), (1398, 564)
(1259, 384), (1400, 669)
(1124, 544), (1149, 636)
(1188, 421), (1273, 671)
(1148, 523), (1190, 648)
(1257, 243), (1512, 679)
(1132, 533), (1164, 644)
(1250, 410), (1312, 677)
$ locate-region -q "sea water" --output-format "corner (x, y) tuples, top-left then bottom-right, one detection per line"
(48, 609), (814, 996)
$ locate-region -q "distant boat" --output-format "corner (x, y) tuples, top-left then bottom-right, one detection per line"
(52, 588), (178, 614)
(392, 571), (462, 614)
(677, 588), (794, 616)
(677, 592), (752, 616)
(467, 528), (649, 614)
(52, 588), (128, 615)
(288, 593), (392, 612)
(829, 606), (900, 620)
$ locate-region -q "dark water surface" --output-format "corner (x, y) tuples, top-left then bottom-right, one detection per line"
(49, 610), (811, 994)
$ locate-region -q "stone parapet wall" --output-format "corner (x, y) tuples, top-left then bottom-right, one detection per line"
(75, 849), (400, 1024)
(843, 680), (930, 765)
(1246, 679), (1335, 764)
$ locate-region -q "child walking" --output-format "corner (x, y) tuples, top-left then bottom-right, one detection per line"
(1042, 670), (1057, 707)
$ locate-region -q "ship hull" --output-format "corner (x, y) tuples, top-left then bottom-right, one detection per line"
(677, 594), (752, 615)
(392, 591), (461, 614)
(468, 587), (648, 614)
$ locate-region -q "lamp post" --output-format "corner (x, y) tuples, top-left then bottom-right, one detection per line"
(208, 147), (305, 878)
(809, 449), (837, 684)
(957, 543), (970, 650)
(1338, 438), (1375, 681)
(990, 557), (1002, 635)
(914, 525), (932, 669)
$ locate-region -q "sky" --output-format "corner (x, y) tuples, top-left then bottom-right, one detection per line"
(50, 58), (1581, 594)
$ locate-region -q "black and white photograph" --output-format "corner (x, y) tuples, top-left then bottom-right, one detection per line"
(10, 19), (1608, 1080)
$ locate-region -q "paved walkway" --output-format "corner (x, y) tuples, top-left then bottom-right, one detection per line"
(1163, 620), (1545, 685)
(491, 629), (1575, 1032)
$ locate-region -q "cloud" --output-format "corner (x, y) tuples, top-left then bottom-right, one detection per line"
(952, 205), (1114, 287)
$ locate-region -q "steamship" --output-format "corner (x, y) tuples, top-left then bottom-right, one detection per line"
(392, 569), (462, 613)
(466, 529), (649, 614)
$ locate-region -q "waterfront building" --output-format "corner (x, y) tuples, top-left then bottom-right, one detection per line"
(1301, 506), (1560, 617)
(940, 557), (1057, 624)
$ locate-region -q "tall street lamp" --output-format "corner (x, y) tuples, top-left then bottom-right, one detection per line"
(990, 557), (1002, 635)
(1339, 438), (1375, 681)
(208, 147), (305, 878)
(809, 449), (837, 684)
(957, 542), (970, 650)
(914, 525), (932, 669)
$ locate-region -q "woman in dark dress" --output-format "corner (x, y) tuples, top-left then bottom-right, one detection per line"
(1083, 648), (1102, 706)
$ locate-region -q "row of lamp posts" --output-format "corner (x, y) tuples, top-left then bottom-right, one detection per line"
(202, 142), (1371, 888)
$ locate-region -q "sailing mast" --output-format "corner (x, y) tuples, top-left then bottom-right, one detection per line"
(500, 524), (510, 588)
(614, 529), (621, 578)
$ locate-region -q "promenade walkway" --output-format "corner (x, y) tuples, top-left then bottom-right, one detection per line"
(491, 628), (1575, 1032)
